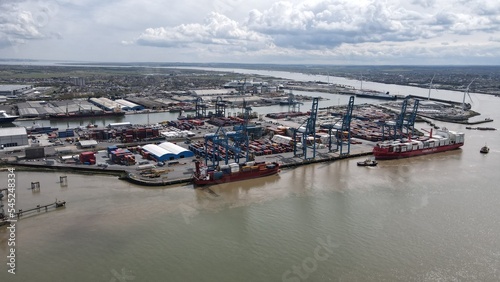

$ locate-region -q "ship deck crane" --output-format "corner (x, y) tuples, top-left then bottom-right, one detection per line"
(293, 97), (319, 160)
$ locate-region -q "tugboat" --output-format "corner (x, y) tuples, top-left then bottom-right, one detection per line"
(357, 158), (378, 167)
(480, 144), (490, 154)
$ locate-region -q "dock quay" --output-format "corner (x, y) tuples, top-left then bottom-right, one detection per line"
(6, 142), (376, 187)
(1, 99), (480, 188)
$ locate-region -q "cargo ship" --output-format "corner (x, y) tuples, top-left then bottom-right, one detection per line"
(193, 160), (280, 186)
(48, 111), (125, 120)
(355, 90), (397, 100)
(373, 128), (464, 160)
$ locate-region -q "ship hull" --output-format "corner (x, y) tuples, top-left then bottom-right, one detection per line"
(0, 117), (18, 123)
(373, 143), (463, 160)
(193, 163), (280, 186)
(48, 112), (125, 120)
(355, 93), (397, 100)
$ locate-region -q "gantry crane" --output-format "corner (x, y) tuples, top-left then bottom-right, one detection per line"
(330, 96), (355, 155)
(293, 97), (319, 160)
(382, 98), (420, 141)
(203, 99), (250, 168)
(195, 97), (208, 119)
(214, 96), (226, 118)
(382, 98), (408, 141)
(404, 99), (419, 137)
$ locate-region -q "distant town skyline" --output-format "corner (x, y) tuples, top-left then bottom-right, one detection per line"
(2, 0), (500, 65)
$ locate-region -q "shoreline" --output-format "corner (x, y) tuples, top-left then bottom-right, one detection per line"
(3, 149), (374, 187)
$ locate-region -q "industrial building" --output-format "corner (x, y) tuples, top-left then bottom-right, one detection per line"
(141, 142), (194, 161)
(158, 142), (195, 159)
(115, 99), (144, 111)
(89, 97), (121, 111)
(16, 100), (105, 118)
(141, 144), (176, 162)
(0, 85), (32, 97)
(189, 89), (234, 96)
(89, 97), (142, 111)
(0, 127), (29, 148)
(77, 140), (98, 149)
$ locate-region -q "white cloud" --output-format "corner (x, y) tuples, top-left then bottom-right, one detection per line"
(0, 2), (47, 48)
(1, 0), (500, 64)
(135, 12), (273, 50)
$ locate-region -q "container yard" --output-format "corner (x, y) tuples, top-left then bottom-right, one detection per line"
(4, 94), (486, 187)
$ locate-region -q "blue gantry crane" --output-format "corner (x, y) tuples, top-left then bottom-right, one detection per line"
(203, 99), (251, 168)
(382, 98), (408, 141)
(404, 99), (419, 137)
(293, 97), (319, 160)
(330, 96), (355, 155)
(381, 98), (420, 140)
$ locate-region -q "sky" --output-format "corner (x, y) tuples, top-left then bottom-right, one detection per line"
(1, 0), (500, 65)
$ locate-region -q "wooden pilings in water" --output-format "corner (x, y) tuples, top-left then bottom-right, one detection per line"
(59, 176), (68, 187)
(31, 181), (40, 190)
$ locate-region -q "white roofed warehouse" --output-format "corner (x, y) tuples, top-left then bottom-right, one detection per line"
(0, 127), (28, 148)
(89, 97), (122, 111)
(158, 142), (194, 159)
(141, 142), (194, 161)
(115, 99), (144, 111)
(141, 144), (176, 162)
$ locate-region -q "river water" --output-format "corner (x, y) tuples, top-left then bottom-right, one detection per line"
(1, 69), (500, 281)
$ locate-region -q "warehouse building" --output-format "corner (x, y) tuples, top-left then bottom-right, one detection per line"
(0, 127), (29, 148)
(0, 85), (32, 97)
(89, 97), (122, 111)
(141, 144), (176, 162)
(158, 142), (194, 159)
(115, 99), (144, 111)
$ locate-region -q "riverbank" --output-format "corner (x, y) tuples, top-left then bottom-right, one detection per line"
(4, 143), (375, 187)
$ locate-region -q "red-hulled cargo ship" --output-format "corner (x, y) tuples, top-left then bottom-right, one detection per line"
(373, 128), (464, 160)
(193, 160), (280, 186)
(48, 111), (125, 120)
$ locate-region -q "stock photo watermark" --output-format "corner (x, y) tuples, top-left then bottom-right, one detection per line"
(5, 168), (17, 275)
(282, 234), (338, 282)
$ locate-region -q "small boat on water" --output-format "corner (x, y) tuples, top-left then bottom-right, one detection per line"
(357, 158), (378, 167)
(480, 145), (489, 154)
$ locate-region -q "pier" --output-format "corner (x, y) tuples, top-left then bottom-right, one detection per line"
(15, 200), (66, 218)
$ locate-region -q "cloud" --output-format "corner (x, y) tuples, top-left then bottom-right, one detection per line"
(245, 1), (431, 49)
(135, 12), (273, 51)
(3, 0), (500, 64)
(0, 2), (44, 48)
(411, 0), (436, 8)
(0, 0), (63, 48)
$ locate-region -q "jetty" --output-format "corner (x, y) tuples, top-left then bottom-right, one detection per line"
(15, 200), (66, 218)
